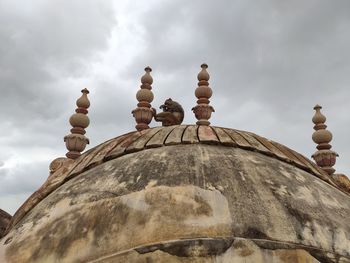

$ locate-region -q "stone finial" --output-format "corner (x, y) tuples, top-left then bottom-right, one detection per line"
(192, 63), (215, 125)
(64, 88), (90, 159)
(311, 105), (338, 175)
(132, 67), (155, 131)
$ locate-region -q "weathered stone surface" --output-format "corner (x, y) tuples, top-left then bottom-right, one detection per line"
(146, 125), (176, 148)
(164, 125), (187, 145)
(212, 127), (235, 146)
(0, 210), (11, 239)
(95, 239), (324, 263)
(198, 125), (219, 144)
(6, 125), (343, 236)
(1, 144), (349, 262)
(182, 125), (199, 144)
(333, 174), (350, 193)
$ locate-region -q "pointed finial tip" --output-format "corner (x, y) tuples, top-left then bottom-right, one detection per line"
(81, 88), (89, 94)
(144, 66), (152, 72)
(201, 63), (208, 69)
(314, 104), (322, 110)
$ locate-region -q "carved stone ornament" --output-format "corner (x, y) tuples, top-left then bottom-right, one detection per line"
(132, 67), (154, 131)
(311, 105), (338, 175)
(192, 64), (215, 126)
(64, 88), (90, 159)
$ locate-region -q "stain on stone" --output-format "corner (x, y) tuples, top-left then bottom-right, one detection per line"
(232, 240), (254, 257)
(252, 238), (350, 263)
(193, 195), (212, 216)
(6, 202), (139, 261)
(135, 238), (234, 257)
(143, 188), (213, 221)
(308, 248), (343, 263)
(31, 210), (90, 259)
(243, 227), (269, 240)
(233, 240), (254, 257)
(4, 237), (12, 245)
(252, 239), (295, 251)
(286, 206), (312, 225)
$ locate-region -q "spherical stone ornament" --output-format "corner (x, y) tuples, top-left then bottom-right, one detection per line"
(69, 113), (90, 129)
(312, 129), (332, 144)
(195, 86), (212, 99)
(136, 89), (154, 103)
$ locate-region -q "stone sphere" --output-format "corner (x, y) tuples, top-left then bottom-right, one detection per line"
(69, 113), (90, 128)
(312, 129), (332, 144)
(136, 89), (154, 103)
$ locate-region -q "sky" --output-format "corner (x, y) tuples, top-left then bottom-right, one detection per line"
(0, 0), (350, 215)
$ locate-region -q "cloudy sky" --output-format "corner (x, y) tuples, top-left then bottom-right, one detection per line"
(0, 0), (350, 215)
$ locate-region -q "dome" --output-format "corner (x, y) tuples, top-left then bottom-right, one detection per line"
(0, 210), (11, 239)
(1, 125), (349, 262)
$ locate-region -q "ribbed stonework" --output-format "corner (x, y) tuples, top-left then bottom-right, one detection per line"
(3, 125), (349, 263)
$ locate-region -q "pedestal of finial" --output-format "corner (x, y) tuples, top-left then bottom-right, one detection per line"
(312, 150), (338, 175)
(132, 107), (154, 131)
(64, 133), (89, 159)
(192, 104), (214, 126)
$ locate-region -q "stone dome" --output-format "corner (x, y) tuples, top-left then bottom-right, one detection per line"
(1, 125), (349, 263)
(0, 210), (11, 239)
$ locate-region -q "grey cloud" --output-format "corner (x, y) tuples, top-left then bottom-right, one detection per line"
(0, 0), (116, 122)
(0, 161), (48, 195)
(0, 0), (117, 213)
(125, 0), (350, 173)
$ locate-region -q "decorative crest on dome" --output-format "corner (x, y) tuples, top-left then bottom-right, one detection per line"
(64, 88), (90, 159)
(192, 63), (215, 126)
(132, 67), (155, 131)
(311, 104), (338, 175)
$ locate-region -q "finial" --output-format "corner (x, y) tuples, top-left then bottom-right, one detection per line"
(132, 66), (155, 131)
(311, 105), (338, 175)
(64, 88), (90, 159)
(192, 63), (215, 125)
